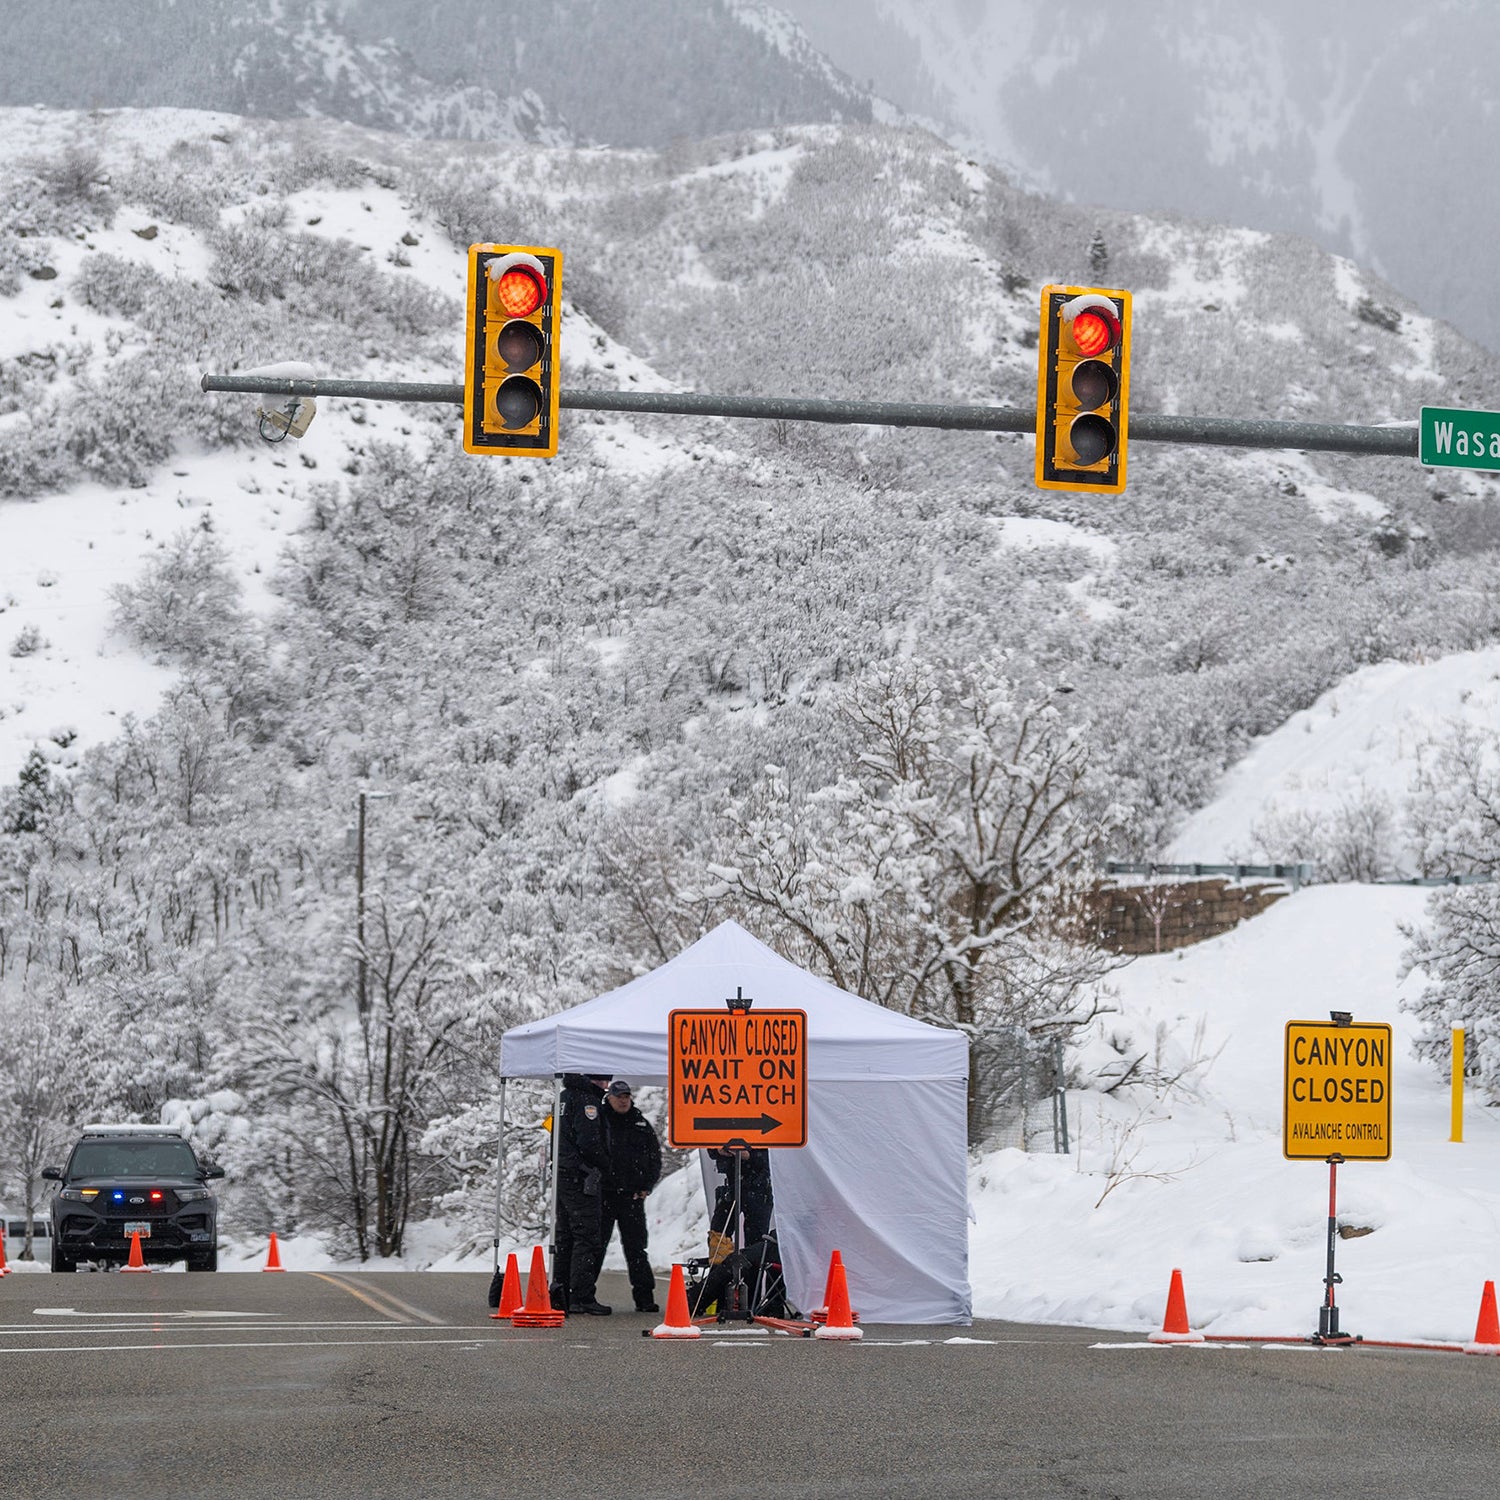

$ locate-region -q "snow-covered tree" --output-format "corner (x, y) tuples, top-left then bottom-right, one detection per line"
(1400, 722), (1500, 1100)
(0, 988), (73, 1257)
(1401, 886), (1500, 1102)
(704, 656), (1125, 1139)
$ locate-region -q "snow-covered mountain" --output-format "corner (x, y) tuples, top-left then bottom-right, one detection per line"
(779, 0), (1500, 359)
(0, 0), (870, 149)
(14, 0), (1497, 360)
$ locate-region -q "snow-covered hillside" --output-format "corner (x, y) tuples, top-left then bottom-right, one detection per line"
(1167, 646), (1500, 870)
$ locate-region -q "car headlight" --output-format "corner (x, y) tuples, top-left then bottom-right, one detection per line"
(176, 1186), (211, 1202)
(57, 1187), (98, 1202)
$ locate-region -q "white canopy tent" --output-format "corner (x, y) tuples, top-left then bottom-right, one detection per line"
(499, 919), (971, 1324)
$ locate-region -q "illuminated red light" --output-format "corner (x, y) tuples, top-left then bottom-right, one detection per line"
(149, 1190), (163, 1201)
(1071, 308), (1119, 357)
(495, 266), (546, 319)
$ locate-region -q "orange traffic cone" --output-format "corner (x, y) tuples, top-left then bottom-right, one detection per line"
(262, 1232), (286, 1271)
(814, 1252), (863, 1341)
(511, 1246), (566, 1328)
(809, 1249), (841, 1323)
(1147, 1268), (1203, 1343)
(1465, 1280), (1500, 1355)
(810, 1249), (860, 1326)
(120, 1231), (151, 1272)
(0, 1222), (10, 1277)
(490, 1252), (523, 1320)
(650, 1264), (702, 1340)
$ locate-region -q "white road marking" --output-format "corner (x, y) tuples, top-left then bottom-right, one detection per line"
(0, 1320), (419, 1335)
(0, 1336), (503, 1356)
(33, 1307), (278, 1318)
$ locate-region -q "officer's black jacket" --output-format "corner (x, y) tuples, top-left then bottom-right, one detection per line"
(603, 1103), (662, 1195)
(558, 1074), (610, 1183)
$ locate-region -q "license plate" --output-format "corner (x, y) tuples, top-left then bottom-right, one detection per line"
(123, 1222), (151, 1238)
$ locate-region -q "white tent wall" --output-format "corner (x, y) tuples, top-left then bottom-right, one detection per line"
(771, 1079), (971, 1323)
(499, 920), (973, 1325)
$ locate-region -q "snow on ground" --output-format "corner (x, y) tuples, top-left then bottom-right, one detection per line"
(994, 515), (1115, 562)
(1165, 643), (1500, 866)
(995, 516), (1119, 622)
(971, 882), (1500, 1343)
(682, 140), (804, 221)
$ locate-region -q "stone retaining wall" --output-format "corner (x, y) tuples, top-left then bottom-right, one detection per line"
(1082, 877), (1291, 955)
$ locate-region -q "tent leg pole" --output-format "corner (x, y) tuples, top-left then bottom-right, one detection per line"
(491, 1077), (507, 1274)
(548, 1075), (563, 1281)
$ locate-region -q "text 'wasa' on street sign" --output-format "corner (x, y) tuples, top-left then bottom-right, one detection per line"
(1283, 1020), (1392, 1160)
(1420, 406), (1500, 470)
(667, 1007), (807, 1149)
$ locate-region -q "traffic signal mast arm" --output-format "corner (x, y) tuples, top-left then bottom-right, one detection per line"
(199, 372), (1421, 458)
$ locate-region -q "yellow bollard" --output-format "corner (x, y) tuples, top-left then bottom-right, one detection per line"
(1452, 1027), (1465, 1143)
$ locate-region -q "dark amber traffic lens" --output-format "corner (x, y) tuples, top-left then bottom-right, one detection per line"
(495, 320), (544, 371)
(1071, 359), (1118, 412)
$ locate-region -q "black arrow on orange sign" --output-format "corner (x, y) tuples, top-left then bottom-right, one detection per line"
(693, 1113), (781, 1134)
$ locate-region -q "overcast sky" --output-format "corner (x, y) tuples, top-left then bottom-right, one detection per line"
(776, 0), (1500, 359)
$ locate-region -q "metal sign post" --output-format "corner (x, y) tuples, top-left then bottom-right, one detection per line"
(1320, 1152), (1347, 1341)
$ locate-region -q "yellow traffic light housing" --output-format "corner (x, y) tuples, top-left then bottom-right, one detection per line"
(463, 243), (562, 457)
(1035, 284), (1130, 493)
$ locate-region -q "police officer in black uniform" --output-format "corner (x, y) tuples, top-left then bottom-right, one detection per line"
(551, 1073), (614, 1315)
(598, 1080), (663, 1313)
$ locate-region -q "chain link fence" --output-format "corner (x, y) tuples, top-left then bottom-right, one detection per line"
(971, 1031), (1069, 1153)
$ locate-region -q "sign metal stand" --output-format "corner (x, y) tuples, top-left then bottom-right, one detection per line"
(1284, 1011), (1392, 1346)
(719, 988), (754, 1324)
(1318, 1152), (1352, 1344)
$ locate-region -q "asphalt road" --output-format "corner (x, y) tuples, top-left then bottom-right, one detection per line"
(2, 1267), (1497, 1500)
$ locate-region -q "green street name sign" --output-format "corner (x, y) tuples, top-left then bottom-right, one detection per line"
(1420, 406), (1500, 470)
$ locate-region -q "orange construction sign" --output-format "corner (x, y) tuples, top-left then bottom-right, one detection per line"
(667, 1007), (808, 1149)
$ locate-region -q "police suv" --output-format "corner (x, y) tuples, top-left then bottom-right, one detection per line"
(43, 1124), (224, 1272)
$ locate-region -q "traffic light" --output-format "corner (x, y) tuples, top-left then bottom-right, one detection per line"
(1035, 284), (1130, 493)
(463, 243), (562, 457)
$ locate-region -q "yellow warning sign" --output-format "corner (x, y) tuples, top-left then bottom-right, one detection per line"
(1283, 1020), (1392, 1160)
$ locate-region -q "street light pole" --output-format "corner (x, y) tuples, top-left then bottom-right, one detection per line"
(356, 790), (368, 1018)
(354, 790), (393, 1019)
